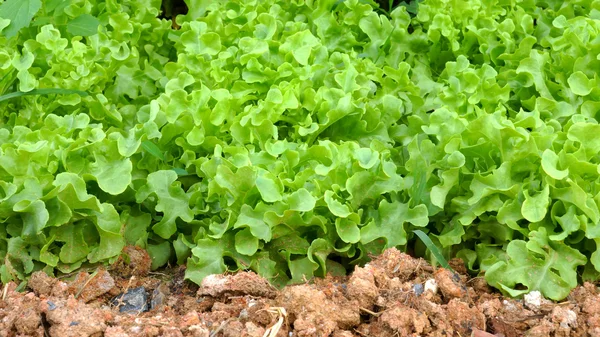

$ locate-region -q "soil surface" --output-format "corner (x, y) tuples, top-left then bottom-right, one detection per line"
(1, 246), (599, 337)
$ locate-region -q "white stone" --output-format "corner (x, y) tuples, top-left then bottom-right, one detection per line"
(524, 290), (543, 309)
(424, 279), (438, 294)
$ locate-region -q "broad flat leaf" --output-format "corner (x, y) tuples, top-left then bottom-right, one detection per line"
(40, 236), (59, 267)
(173, 233), (193, 264)
(56, 224), (89, 264)
(335, 217), (360, 243)
(289, 256), (318, 284)
(0, 0), (41, 38)
(123, 212), (151, 247)
(256, 172), (283, 203)
(346, 170), (404, 208)
(567, 123), (600, 158)
(53, 173), (101, 211)
(2, 237), (34, 281)
(67, 14), (100, 36)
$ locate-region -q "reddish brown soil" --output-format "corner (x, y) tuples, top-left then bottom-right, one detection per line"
(1, 247), (599, 336)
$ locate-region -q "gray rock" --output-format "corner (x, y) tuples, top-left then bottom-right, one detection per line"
(150, 286), (167, 310)
(413, 283), (424, 296)
(111, 287), (148, 313)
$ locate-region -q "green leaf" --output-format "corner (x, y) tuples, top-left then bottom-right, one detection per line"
(173, 234), (193, 264)
(0, 0), (41, 38)
(346, 170), (404, 208)
(521, 185), (550, 223)
(567, 123), (600, 158)
(56, 224), (89, 264)
(136, 171), (194, 239)
(286, 188), (316, 212)
(185, 239), (226, 284)
(335, 217), (360, 243)
(541, 150), (568, 180)
(289, 256), (318, 284)
(123, 212), (151, 247)
(324, 190), (352, 218)
(13, 199), (48, 239)
(233, 204), (271, 242)
(66, 14), (100, 37)
(279, 30), (320, 65)
(89, 155), (132, 195)
(147, 241), (171, 270)
(485, 228), (586, 300)
(1, 0), (599, 298)
(88, 204), (125, 263)
(40, 235), (59, 267)
(255, 172), (283, 203)
(3, 237), (34, 281)
(360, 200), (429, 247)
(567, 71), (595, 96)
(235, 228), (259, 256)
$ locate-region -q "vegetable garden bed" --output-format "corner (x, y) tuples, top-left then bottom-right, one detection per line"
(0, 0), (599, 335)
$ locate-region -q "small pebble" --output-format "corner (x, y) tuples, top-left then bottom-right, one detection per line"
(47, 301), (57, 311)
(424, 279), (438, 294)
(413, 283), (424, 296)
(524, 291), (542, 309)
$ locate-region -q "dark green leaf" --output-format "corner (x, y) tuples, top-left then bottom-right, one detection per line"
(0, 0), (42, 38)
(66, 14), (100, 36)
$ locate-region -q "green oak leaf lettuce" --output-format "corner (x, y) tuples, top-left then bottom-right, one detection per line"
(0, 0), (598, 301)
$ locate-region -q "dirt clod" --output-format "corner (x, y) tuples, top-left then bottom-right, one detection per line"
(111, 245), (152, 277)
(346, 265), (379, 310)
(447, 298), (486, 335)
(434, 268), (466, 299)
(68, 268), (115, 303)
(198, 272), (277, 298)
(378, 305), (431, 335)
(41, 295), (108, 337)
(28, 271), (57, 297)
(278, 284), (360, 336)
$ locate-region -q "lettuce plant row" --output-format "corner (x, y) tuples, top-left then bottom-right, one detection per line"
(0, 0), (599, 300)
